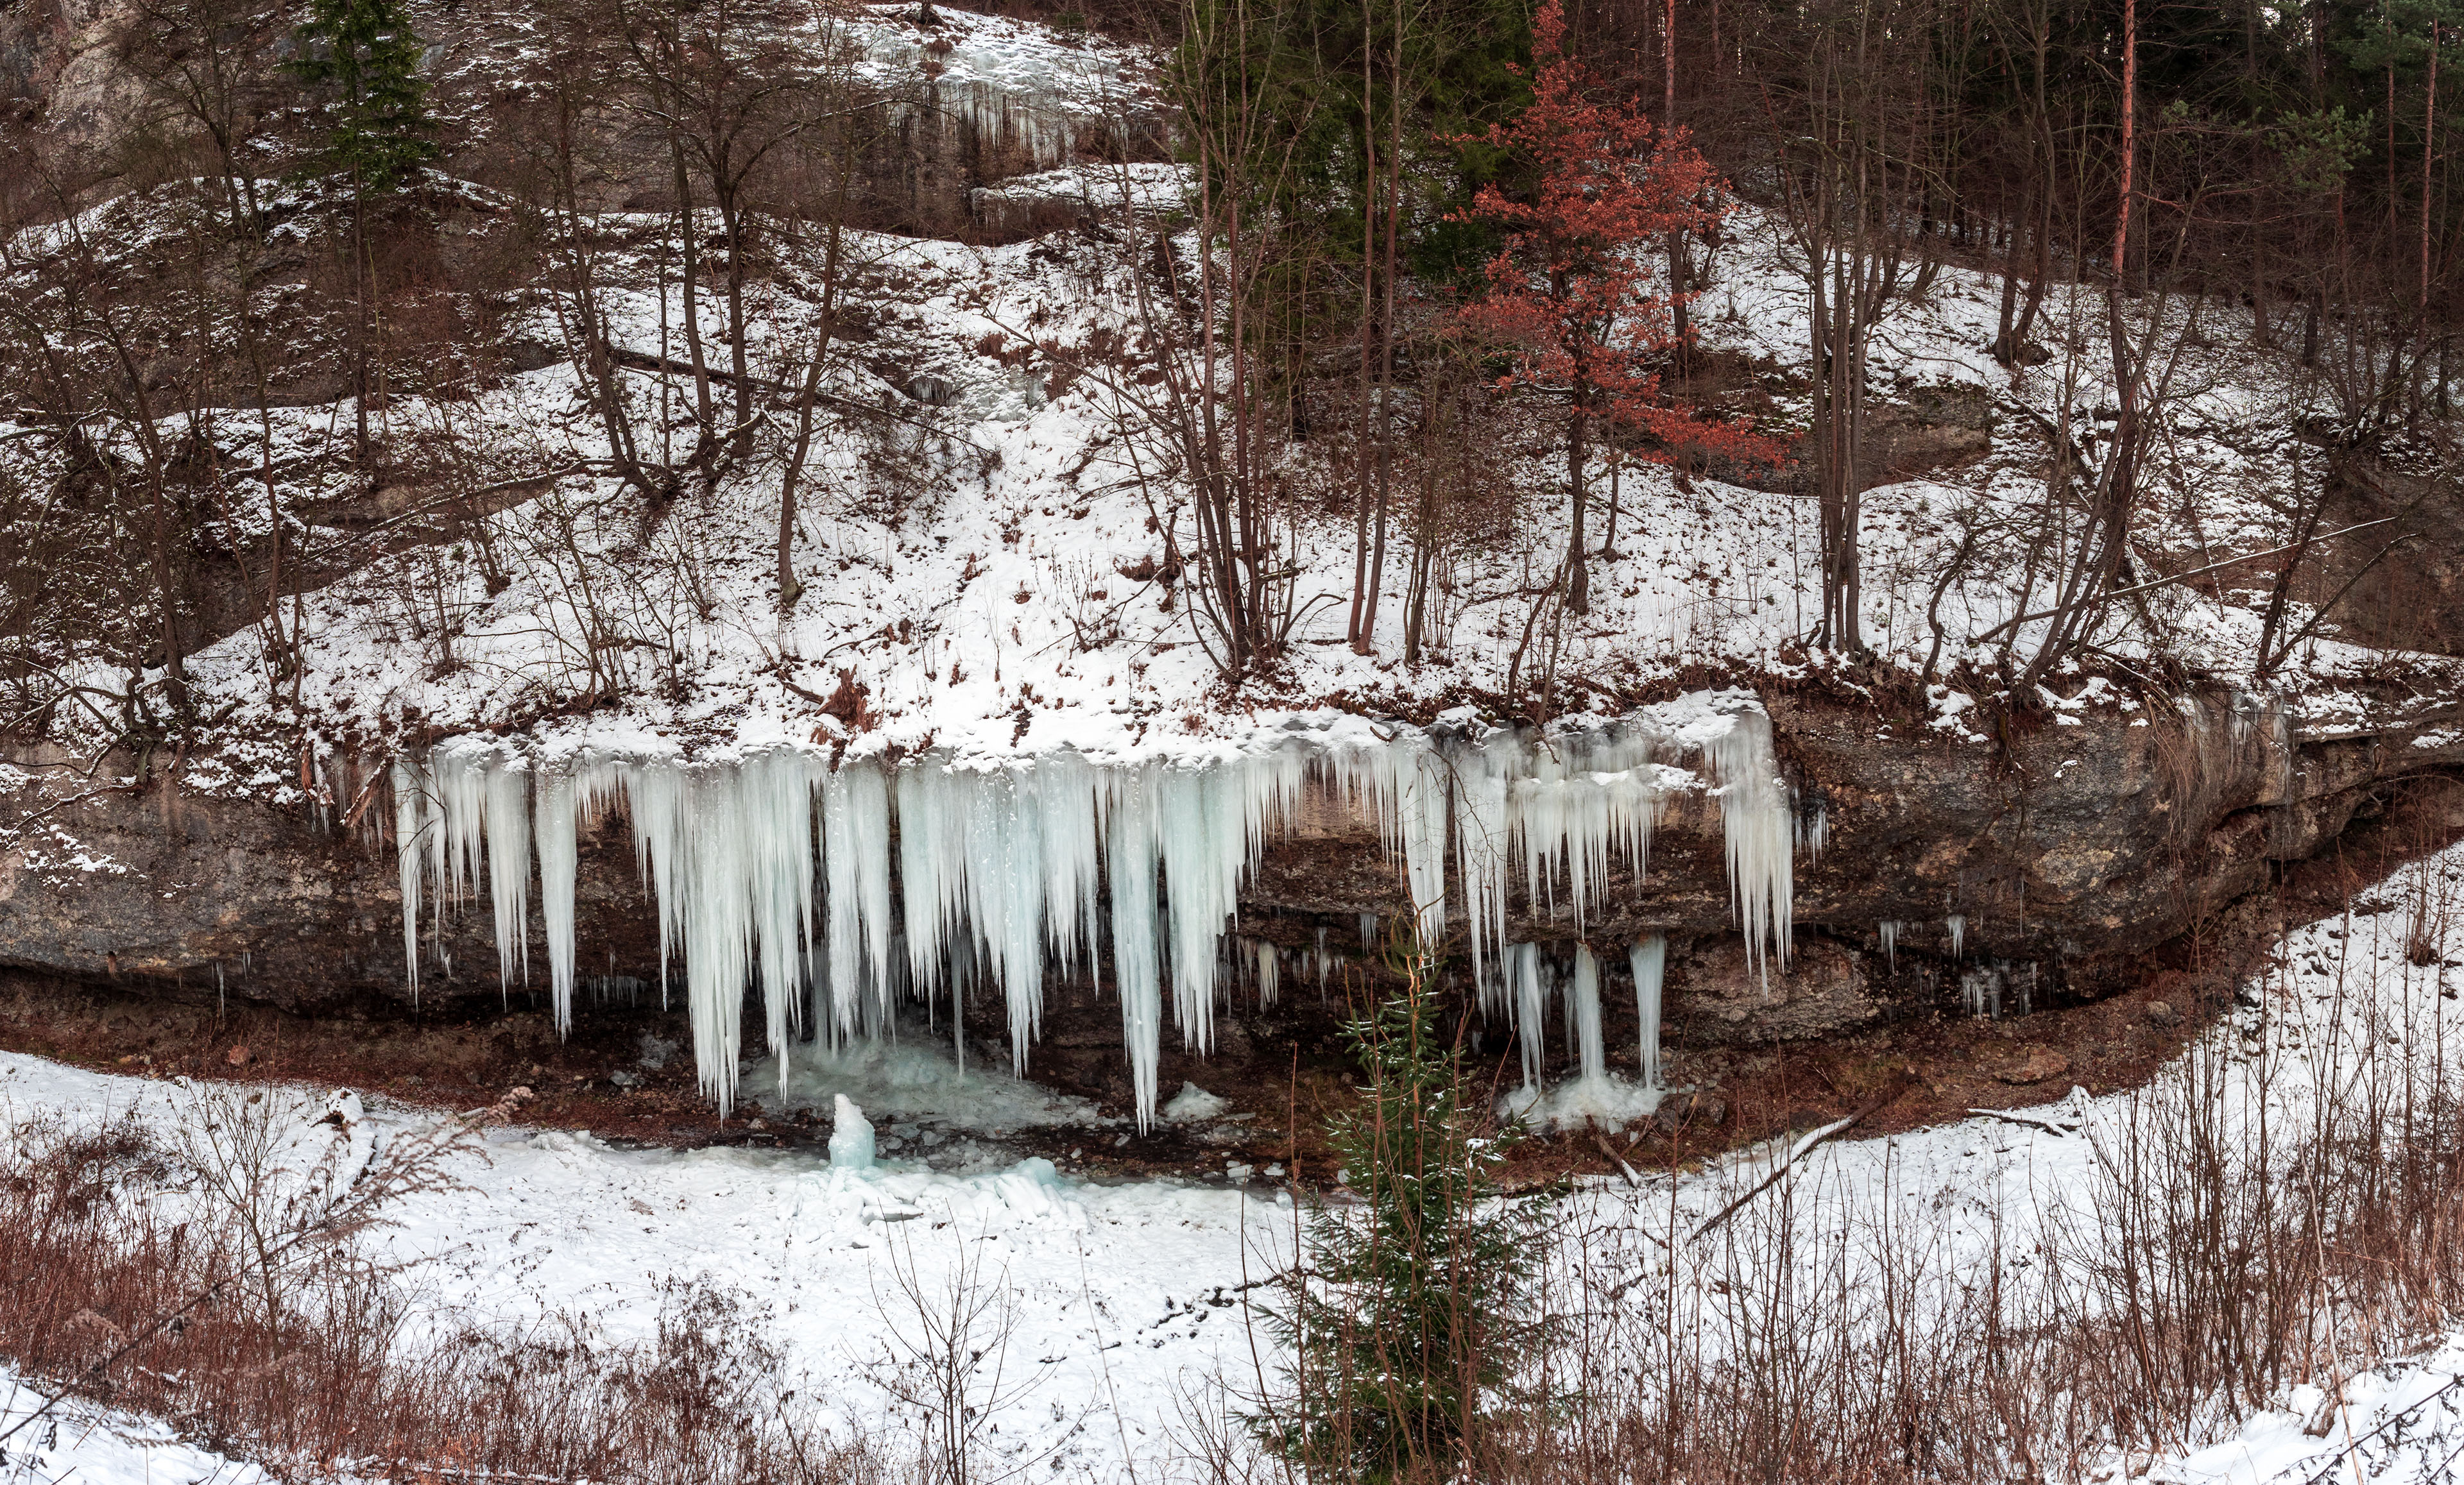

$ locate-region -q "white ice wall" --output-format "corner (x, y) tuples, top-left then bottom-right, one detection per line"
(388, 696), (1795, 1123)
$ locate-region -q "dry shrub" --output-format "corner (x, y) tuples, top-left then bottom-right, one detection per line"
(0, 1098), (887, 1484)
(1224, 873), (2464, 1483)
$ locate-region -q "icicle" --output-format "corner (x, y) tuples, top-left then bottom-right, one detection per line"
(1034, 753), (1106, 985)
(1706, 708), (1792, 976)
(1450, 731), (1514, 989)
(1358, 912), (1380, 949)
(393, 692), (1797, 1130)
(964, 764), (1050, 1071)
(821, 763), (893, 1043)
(1630, 935), (1665, 1089)
(484, 759), (532, 991)
(390, 759), (427, 1003)
(1155, 747), (1304, 1056)
(1573, 945), (1604, 1082)
(1946, 913), (1965, 960)
(1878, 920), (1898, 970)
(1798, 799), (1827, 860)
(432, 741), (490, 909)
(538, 768), (579, 1034)
(1108, 765), (1164, 1128)
(1509, 943), (1546, 1090)
(1339, 738), (1448, 947)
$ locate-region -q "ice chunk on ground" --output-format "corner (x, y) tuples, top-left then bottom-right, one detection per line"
(1162, 1082), (1228, 1122)
(1501, 1074), (1666, 1130)
(748, 1033), (1108, 1132)
(828, 1094), (876, 1170)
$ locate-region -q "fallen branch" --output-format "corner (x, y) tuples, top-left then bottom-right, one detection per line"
(1591, 1126), (1643, 1187)
(1688, 1082), (1906, 1242)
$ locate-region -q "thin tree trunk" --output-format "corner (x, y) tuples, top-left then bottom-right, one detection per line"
(1347, 22), (1378, 652)
(1363, 3), (1403, 647)
(1566, 387), (1590, 616)
(671, 132), (715, 433)
(1664, 0), (1688, 362)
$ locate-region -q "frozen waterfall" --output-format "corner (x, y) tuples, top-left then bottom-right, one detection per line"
(386, 697), (1797, 1124)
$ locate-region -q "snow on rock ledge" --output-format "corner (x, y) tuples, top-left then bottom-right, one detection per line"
(389, 693), (1796, 1124)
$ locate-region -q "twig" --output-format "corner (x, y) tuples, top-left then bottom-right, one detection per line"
(1688, 1082), (1905, 1242)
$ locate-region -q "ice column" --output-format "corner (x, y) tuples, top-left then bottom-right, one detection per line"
(828, 1094), (875, 1170)
(1630, 935), (1666, 1089)
(484, 763), (533, 992)
(1509, 943), (1547, 1089)
(536, 770), (578, 1031)
(820, 764), (893, 1043)
(1572, 945), (1605, 1082)
(1706, 708), (1792, 975)
(1107, 766), (1165, 1127)
(390, 759), (428, 1002)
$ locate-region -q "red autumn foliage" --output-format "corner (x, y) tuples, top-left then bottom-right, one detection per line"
(1453, 0), (1781, 611)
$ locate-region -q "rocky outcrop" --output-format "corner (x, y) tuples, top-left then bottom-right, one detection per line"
(6, 688), (2460, 1078)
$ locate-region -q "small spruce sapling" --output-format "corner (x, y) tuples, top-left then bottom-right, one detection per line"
(1254, 931), (1557, 1479)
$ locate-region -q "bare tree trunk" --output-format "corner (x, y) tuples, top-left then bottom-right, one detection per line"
(671, 132), (715, 433)
(1362, 3), (1403, 647)
(778, 153), (856, 613)
(1566, 384), (1590, 617)
(1346, 22), (1378, 653)
(1664, 0), (1688, 362)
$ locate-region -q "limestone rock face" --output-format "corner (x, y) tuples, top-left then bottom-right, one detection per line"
(6, 691), (2458, 1058)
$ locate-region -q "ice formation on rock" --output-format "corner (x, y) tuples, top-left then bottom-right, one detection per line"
(386, 695), (1798, 1124)
(828, 1094), (875, 1170)
(1878, 919), (1899, 971)
(1946, 914), (1967, 960)
(1630, 935), (1666, 1089)
(1572, 946), (1605, 1082)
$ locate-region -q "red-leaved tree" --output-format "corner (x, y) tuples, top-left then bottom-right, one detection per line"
(1455, 0), (1777, 615)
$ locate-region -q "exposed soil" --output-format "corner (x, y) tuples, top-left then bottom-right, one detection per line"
(7, 775), (2460, 1190)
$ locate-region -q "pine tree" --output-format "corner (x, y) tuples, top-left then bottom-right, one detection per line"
(286, 0), (437, 192)
(286, 0), (434, 466)
(1255, 941), (1555, 1480)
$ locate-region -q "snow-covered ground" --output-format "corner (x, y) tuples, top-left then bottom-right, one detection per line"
(5, 836), (2459, 1481)
(0, 1367), (274, 1485)
(14, 178), (2452, 782)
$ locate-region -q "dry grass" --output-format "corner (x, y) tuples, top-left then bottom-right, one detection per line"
(0, 1091), (891, 1485)
(1220, 863), (2464, 1484)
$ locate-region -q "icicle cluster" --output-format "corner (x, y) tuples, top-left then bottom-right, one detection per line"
(388, 699), (1796, 1125)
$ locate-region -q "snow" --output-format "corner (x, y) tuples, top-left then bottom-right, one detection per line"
(1159, 1080), (1227, 1122)
(0, 1368), (275, 1485)
(5, 837), (2464, 1481)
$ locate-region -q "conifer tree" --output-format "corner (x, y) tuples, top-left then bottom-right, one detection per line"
(287, 0), (437, 191)
(1255, 939), (1555, 1479)
(286, 0), (435, 465)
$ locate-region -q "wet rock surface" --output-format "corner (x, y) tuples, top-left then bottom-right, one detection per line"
(6, 688), (2461, 1080)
